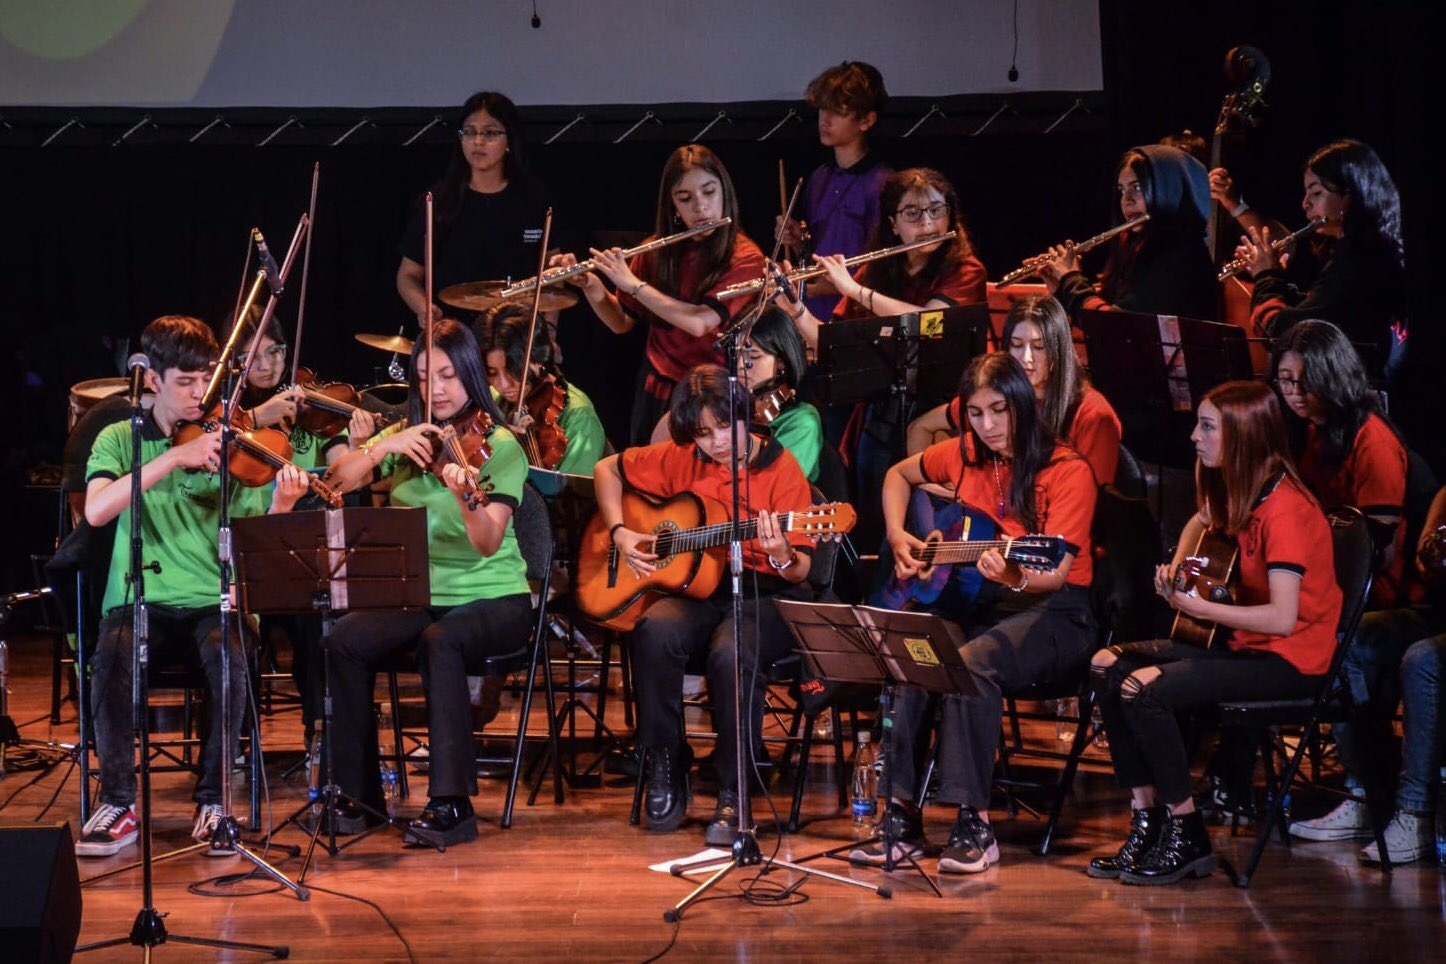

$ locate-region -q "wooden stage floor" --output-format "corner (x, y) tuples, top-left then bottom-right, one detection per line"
(1, 634), (1441, 962)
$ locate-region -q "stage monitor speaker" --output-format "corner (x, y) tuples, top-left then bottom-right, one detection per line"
(0, 820), (83, 963)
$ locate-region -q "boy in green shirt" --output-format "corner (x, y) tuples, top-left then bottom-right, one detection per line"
(76, 315), (306, 858)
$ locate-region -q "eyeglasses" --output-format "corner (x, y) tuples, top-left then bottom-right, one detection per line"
(457, 127), (508, 143)
(1272, 375), (1304, 393)
(239, 345), (287, 366)
(1115, 183), (1146, 199)
(894, 201), (949, 223)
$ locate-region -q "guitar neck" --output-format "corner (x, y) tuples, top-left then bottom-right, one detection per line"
(915, 539), (1016, 566)
(651, 516), (778, 556)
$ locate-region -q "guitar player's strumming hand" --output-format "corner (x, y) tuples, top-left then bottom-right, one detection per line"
(613, 527), (659, 579)
(886, 527), (929, 580)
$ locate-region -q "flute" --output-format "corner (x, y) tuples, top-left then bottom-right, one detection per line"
(998, 215), (1151, 286)
(497, 218), (731, 299)
(715, 232), (958, 302)
(1217, 217), (1327, 281)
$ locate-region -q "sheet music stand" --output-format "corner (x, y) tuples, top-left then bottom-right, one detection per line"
(813, 304), (990, 410)
(1077, 308), (1254, 467)
(232, 507), (437, 869)
(773, 600), (979, 897)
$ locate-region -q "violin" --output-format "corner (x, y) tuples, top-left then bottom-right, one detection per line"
(752, 382), (795, 426)
(288, 367), (399, 439)
(173, 403), (344, 507)
(509, 373), (569, 470)
(431, 407), (496, 510)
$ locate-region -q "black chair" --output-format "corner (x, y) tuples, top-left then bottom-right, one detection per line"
(1214, 505), (1380, 887)
(384, 482), (564, 828)
(994, 483), (1167, 854)
(1113, 443), (1148, 502)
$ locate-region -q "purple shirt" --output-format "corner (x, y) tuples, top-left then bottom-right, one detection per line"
(796, 153), (891, 317)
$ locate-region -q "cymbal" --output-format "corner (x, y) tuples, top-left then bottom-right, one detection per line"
(354, 332), (415, 354)
(437, 280), (579, 313)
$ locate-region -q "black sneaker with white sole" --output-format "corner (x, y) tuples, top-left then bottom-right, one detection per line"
(938, 806), (999, 874)
(849, 802), (927, 866)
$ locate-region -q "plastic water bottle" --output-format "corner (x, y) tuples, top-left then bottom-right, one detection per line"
(378, 705), (400, 819)
(851, 732), (879, 837)
(1435, 767), (1446, 868)
(1055, 697), (1078, 742)
(306, 728), (322, 819)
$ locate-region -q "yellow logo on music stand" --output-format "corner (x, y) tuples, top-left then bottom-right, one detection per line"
(904, 637), (939, 666)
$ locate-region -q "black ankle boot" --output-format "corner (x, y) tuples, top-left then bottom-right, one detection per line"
(1120, 809), (1214, 885)
(1087, 805), (1167, 879)
(406, 796), (478, 847)
(704, 789), (740, 847)
(645, 746), (689, 831)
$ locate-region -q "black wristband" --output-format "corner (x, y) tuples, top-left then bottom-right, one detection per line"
(609, 522), (626, 544)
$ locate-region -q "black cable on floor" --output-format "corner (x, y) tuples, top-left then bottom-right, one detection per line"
(307, 883), (417, 964)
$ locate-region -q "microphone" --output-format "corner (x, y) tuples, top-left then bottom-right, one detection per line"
(126, 352), (150, 407)
(253, 229), (284, 296)
(766, 261), (798, 302)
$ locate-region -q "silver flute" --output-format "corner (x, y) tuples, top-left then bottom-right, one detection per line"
(497, 217), (731, 299)
(998, 214), (1151, 286)
(1217, 217), (1328, 281)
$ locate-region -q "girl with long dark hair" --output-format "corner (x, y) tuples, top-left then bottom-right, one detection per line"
(857, 353), (1098, 876)
(319, 320), (532, 849)
(396, 91), (552, 327)
(1235, 138), (1407, 374)
(1088, 381), (1341, 885)
(1269, 319), (1410, 606)
(907, 294), (1122, 486)
(1041, 145), (1217, 323)
(554, 144), (765, 445)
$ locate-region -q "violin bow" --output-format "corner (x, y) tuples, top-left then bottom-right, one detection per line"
(423, 191), (434, 425)
(513, 206), (554, 462)
(289, 161), (320, 384)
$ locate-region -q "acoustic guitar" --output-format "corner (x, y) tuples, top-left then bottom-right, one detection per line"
(575, 490), (855, 631)
(1169, 527), (1239, 648)
(870, 494), (1070, 615)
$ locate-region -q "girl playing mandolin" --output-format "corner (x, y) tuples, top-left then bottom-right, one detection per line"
(593, 364), (816, 846)
(1088, 380), (1341, 886)
(860, 352), (1097, 875)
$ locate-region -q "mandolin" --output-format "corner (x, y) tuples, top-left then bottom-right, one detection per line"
(575, 489), (855, 631)
(1169, 527), (1239, 648)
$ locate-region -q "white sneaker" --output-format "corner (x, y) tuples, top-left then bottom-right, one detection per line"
(1360, 810), (1433, 865)
(191, 802), (236, 858)
(1288, 796), (1371, 841)
(75, 803), (138, 857)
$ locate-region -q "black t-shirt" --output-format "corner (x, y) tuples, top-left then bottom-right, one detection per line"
(398, 178), (552, 291)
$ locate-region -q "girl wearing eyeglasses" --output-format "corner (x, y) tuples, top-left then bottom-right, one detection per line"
(779, 167), (986, 353)
(1269, 320), (1411, 607)
(1038, 145), (1217, 324)
(396, 91), (553, 328)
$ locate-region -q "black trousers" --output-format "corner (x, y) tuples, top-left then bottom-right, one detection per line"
(326, 595), (533, 809)
(887, 585), (1096, 810)
(91, 606), (250, 807)
(628, 582), (811, 792)
(1095, 639), (1322, 806)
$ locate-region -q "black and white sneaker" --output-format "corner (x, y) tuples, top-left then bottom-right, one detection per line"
(848, 803), (927, 866)
(938, 806), (999, 874)
(192, 802), (237, 858)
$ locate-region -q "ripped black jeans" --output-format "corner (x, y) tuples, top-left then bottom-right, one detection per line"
(1092, 640), (1322, 806)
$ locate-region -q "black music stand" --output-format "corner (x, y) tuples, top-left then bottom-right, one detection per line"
(774, 600), (980, 898)
(232, 507), (440, 871)
(813, 304), (990, 411)
(1077, 309), (1254, 468)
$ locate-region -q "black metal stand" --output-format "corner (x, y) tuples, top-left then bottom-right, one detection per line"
(231, 505), (439, 869)
(77, 369), (291, 959)
(661, 277), (886, 922)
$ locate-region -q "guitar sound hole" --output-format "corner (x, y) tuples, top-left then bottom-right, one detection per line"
(652, 521), (679, 563)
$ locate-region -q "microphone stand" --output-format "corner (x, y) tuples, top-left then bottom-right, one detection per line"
(664, 267), (885, 921)
(76, 353), (292, 958)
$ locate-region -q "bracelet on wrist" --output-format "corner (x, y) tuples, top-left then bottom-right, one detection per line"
(789, 304), (806, 321)
(1229, 199), (1250, 219)
(768, 550), (799, 573)
(1009, 570), (1030, 593)
(609, 522), (626, 545)
(630, 280), (649, 298)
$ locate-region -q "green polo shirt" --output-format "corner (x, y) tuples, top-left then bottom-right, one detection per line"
(86, 415), (271, 614)
(555, 382), (606, 476)
(374, 421), (530, 605)
(770, 400), (823, 483)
